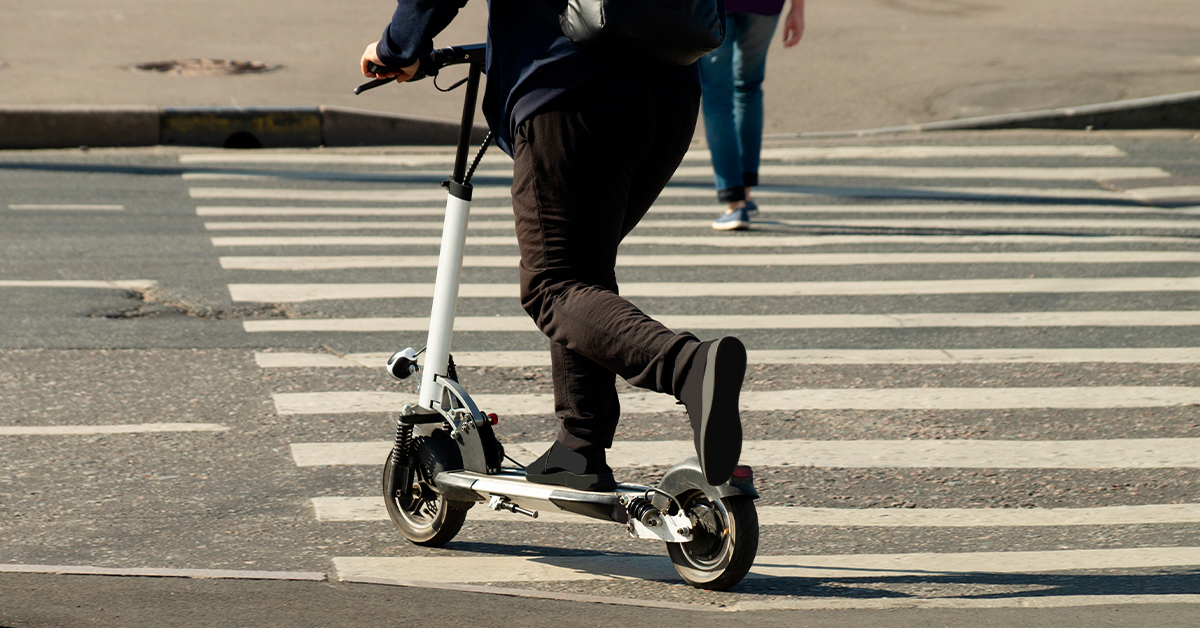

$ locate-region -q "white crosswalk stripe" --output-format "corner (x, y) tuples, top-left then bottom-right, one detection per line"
(312, 497), (1200, 526)
(185, 142), (1200, 592)
(0, 423), (229, 435)
(673, 165), (1172, 180)
(289, 438), (1200, 469)
(274, 388), (1200, 416)
(198, 202), (1185, 217)
(227, 277), (1200, 302)
(220, 250), (1200, 270)
(254, 348), (1200, 368)
(209, 234), (1191, 248)
(242, 311), (1200, 333)
(203, 217), (1199, 231)
(179, 144), (1129, 166)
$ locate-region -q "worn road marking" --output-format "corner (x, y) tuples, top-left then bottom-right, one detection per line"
(1124, 186), (1200, 201)
(0, 280), (155, 290)
(7, 204), (124, 211)
(244, 310), (1200, 333)
(0, 423), (229, 435)
(289, 437), (1200, 468)
(0, 564), (324, 580)
(312, 497), (1200, 527)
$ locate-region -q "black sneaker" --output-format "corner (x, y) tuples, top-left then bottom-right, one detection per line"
(679, 337), (746, 485)
(525, 441), (617, 492)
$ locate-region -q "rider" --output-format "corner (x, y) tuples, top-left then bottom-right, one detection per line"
(362, 0), (747, 491)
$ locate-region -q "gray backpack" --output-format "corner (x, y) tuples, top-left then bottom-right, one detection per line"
(525, 0), (726, 66)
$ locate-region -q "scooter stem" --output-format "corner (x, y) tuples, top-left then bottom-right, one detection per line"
(418, 61), (483, 410)
(419, 189), (470, 409)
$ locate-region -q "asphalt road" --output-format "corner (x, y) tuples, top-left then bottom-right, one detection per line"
(2, 129), (1200, 625)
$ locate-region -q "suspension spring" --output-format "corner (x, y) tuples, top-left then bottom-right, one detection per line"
(391, 421), (414, 463)
(621, 495), (660, 527)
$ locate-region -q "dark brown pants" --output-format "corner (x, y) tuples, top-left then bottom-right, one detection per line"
(511, 74), (704, 451)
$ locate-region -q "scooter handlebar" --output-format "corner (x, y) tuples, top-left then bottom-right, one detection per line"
(355, 43), (486, 95)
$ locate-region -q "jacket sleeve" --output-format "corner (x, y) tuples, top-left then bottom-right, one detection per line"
(376, 0), (472, 67)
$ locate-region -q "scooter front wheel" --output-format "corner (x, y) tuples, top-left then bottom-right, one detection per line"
(666, 493), (759, 590)
(382, 448), (470, 547)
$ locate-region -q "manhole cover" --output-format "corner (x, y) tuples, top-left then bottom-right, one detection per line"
(134, 59), (279, 76)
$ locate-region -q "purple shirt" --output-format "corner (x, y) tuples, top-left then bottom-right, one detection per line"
(724, 0), (785, 15)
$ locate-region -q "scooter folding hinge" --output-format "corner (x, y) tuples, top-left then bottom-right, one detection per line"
(627, 512), (693, 542)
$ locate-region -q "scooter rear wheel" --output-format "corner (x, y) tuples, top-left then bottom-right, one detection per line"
(382, 448), (470, 547)
(666, 493), (758, 590)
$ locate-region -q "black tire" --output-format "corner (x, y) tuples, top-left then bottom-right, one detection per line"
(382, 448), (470, 547)
(666, 493), (758, 590)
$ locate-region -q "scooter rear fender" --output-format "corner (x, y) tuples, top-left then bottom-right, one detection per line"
(652, 457), (758, 511)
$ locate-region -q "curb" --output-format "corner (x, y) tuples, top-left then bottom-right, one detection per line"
(3, 89), (1198, 150)
(769, 89), (1200, 139)
(0, 105), (489, 150)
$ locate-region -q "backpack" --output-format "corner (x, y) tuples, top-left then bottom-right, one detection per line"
(524, 0), (726, 66)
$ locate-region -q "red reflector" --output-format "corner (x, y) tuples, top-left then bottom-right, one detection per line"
(732, 465), (753, 479)
(486, 413), (499, 425)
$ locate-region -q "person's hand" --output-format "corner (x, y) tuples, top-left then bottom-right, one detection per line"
(361, 41), (420, 82)
(782, 0), (805, 48)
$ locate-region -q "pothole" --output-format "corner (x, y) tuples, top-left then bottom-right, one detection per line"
(91, 286), (297, 321)
(133, 59), (279, 76)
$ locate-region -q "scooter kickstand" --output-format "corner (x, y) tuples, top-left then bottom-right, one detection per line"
(489, 495), (539, 519)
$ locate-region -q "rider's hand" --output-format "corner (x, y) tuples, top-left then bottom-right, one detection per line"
(361, 41), (420, 82)
(782, 0), (805, 48)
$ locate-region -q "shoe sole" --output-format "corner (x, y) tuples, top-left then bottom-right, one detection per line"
(711, 220), (749, 231)
(697, 337), (746, 485)
(527, 470), (617, 492)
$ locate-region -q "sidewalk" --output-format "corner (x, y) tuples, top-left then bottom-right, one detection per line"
(1, 0), (1198, 137)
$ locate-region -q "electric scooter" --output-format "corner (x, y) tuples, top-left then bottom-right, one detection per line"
(356, 44), (760, 590)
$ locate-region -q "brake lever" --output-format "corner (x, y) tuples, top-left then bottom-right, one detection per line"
(354, 62), (435, 95)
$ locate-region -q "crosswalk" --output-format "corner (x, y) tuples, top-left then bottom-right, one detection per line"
(187, 139), (1199, 606)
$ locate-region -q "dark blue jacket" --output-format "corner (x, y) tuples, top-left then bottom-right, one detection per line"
(377, 0), (698, 156)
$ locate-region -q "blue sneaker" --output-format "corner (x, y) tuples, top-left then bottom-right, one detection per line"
(744, 200), (759, 217)
(712, 207), (750, 231)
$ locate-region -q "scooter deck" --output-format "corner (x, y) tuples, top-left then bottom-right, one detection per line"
(436, 468), (650, 524)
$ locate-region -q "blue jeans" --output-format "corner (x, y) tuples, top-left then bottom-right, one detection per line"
(698, 11), (781, 203)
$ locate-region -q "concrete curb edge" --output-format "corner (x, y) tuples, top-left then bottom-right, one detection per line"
(3, 88), (1198, 150)
(0, 105), (489, 150)
(768, 89), (1200, 139)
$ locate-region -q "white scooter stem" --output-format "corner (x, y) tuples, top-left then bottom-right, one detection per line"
(419, 189), (471, 409)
